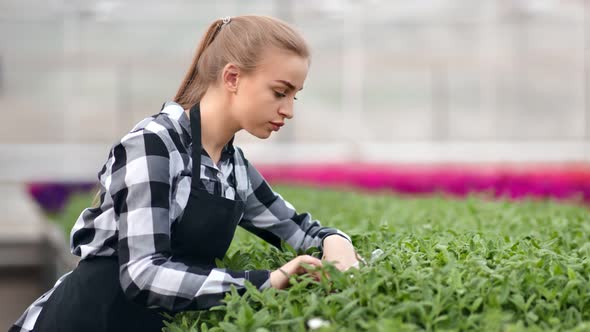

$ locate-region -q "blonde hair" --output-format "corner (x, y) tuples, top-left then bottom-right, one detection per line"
(174, 15), (310, 110)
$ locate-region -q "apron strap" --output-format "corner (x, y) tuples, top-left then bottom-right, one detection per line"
(189, 103), (240, 194)
(189, 104), (205, 191)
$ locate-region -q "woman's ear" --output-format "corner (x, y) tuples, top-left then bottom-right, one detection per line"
(222, 63), (240, 94)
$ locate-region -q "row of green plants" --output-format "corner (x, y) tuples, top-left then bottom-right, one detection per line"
(54, 186), (589, 331)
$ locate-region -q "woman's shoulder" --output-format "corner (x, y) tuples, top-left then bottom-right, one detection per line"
(117, 101), (188, 150)
(129, 102), (185, 134)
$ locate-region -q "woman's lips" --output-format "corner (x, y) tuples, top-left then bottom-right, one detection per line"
(270, 122), (284, 131)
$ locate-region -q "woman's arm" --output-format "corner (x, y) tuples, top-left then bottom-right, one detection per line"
(237, 148), (354, 256)
(110, 128), (270, 312)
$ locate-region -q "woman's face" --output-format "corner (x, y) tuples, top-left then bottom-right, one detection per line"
(230, 48), (309, 139)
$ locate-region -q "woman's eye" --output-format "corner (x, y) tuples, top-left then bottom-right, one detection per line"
(274, 91), (298, 101)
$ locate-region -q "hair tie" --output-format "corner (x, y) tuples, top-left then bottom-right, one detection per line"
(209, 16), (231, 47)
(214, 16), (231, 36)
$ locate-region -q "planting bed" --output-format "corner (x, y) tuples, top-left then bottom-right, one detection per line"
(47, 185), (590, 331)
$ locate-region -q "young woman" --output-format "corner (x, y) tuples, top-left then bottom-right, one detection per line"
(11, 15), (360, 332)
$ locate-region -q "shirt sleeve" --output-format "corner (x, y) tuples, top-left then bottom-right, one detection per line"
(237, 148), (353, 254)
(110, 129), (270, 313)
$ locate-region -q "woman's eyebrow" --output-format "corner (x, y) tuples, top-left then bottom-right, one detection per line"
(274, 80), (303, 91)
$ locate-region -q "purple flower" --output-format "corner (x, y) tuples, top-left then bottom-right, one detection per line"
(27, 182), (95, 213)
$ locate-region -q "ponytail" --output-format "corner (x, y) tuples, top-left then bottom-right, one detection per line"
(174, 19), (225, 109)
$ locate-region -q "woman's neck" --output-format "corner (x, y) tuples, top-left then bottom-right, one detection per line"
(185, 88), (239, 164)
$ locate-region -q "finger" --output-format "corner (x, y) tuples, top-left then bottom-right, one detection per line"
(290, 258), (317, 275)
(299, 262), (322, 276)
(300, 255), (323, 268)
(310, 270), (322, 282)
(302, 255), (322, 263)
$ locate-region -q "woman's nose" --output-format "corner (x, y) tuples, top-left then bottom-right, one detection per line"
(279, 102), (294, 120)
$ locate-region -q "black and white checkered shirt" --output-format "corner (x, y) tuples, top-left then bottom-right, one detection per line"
(11, 101), (352, 332)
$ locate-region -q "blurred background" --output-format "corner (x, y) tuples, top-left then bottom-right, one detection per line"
(1, 0), (589, 328)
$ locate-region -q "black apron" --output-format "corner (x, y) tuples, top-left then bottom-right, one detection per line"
(31, 103), (246, 332)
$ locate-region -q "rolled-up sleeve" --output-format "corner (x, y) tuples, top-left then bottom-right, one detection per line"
(110, 129), (270, 312)
(237, 149), (352, 254)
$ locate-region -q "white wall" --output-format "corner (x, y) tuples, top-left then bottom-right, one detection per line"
(1, 0), (588, 181)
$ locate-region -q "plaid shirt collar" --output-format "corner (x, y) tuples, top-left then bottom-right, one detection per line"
(161, 101), (236, 159)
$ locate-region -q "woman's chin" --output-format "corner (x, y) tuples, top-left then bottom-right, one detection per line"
(259, 131), (273, 139)
(246, 128), (273, 139)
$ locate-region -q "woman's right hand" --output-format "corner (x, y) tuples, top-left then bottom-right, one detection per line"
(269, 255), (323, 289)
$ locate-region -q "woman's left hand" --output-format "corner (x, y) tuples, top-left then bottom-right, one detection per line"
(321, 235), (360, 271)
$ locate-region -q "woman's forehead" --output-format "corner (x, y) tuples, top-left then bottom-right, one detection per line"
(256, 49), (309, 88)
